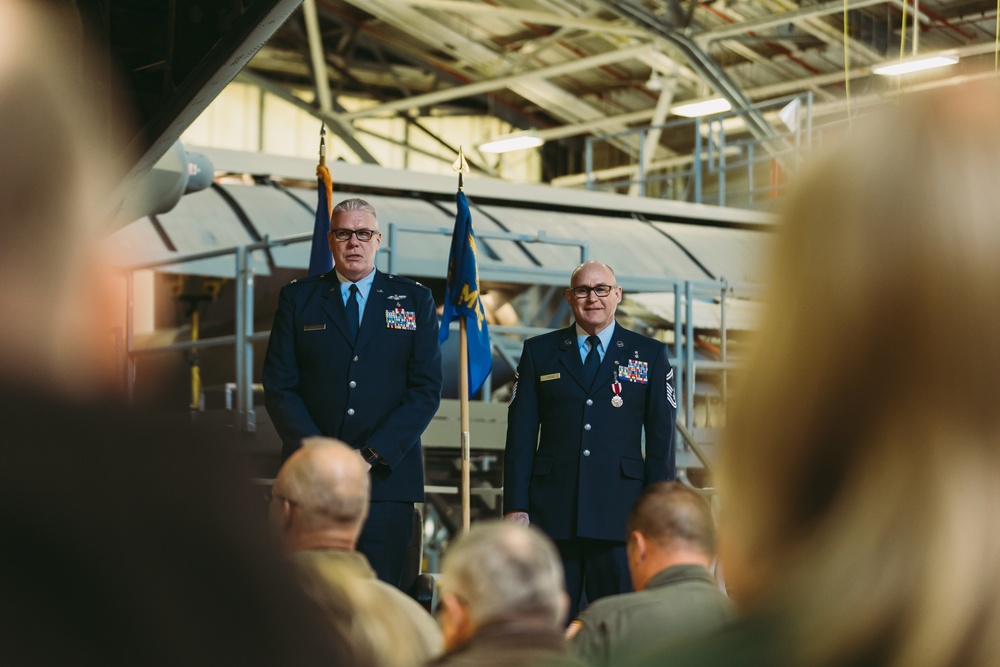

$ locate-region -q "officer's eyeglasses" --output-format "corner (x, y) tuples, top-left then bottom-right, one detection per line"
(569, 284), (616, 298)
(331, 228), (379, 242)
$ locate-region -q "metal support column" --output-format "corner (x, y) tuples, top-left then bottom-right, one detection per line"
(720, 281), (728, 408)
(684, 281), (695, 429)
(234, 247), (256, 432)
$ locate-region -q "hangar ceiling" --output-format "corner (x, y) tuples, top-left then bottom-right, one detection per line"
(244, 0), (1000, 181)
(80, 0), (998, 188)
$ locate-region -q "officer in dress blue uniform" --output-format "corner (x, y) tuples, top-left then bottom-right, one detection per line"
(503, 260), (676, 618)
(263, 198), (443, 588)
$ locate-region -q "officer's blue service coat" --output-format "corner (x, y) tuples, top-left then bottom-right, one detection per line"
(263, 270), (443, 502)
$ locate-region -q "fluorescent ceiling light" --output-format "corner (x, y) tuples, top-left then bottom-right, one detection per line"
(671, 98), (732, 118)
(478, 132), (544, 154)
(873, 53), (959, 76)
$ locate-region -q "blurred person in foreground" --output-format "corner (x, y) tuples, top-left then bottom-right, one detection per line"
(567, 483), (731, 666)
(636, 82), (1000, 667)
(0, 3), (355, 664)
(430, 521), (586, 667)
(271, 437), (442, 666)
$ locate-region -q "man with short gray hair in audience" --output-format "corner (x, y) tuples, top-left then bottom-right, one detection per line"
(429, 521), (586, 667)
(270, 437), (442, 663)
(566, 482), (732, 666)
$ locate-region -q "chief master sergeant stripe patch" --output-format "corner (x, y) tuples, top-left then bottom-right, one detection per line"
(665, 367), (676, 409)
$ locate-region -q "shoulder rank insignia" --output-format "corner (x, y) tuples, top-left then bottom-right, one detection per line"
(665, 367), (677, 408)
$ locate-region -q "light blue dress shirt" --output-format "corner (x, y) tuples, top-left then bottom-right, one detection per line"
(336, 267), (376, 326)
(575, 321), (616, 364)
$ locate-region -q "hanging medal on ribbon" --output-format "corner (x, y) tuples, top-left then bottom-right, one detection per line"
(611, 379), (623, 408)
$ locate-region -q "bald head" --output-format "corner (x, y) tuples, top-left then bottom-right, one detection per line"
(271, 438), (371, 550)
(569, 260), (616, 285)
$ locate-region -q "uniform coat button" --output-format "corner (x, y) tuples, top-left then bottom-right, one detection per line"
(586, 399), (593, 406)
(349, 380), (357, 388)
(584, 423), (591, 431)
(347, 408), (355, 416)
(353, 355), (359, 361)
(583, 449), (591, 456)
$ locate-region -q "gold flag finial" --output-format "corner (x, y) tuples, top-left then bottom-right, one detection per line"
(319, 123), (327, 167)
(453, 146), (470, 191)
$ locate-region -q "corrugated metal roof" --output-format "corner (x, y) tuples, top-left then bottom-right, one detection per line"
(108, 175), (769, 289)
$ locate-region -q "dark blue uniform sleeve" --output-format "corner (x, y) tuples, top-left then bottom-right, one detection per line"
(262, 284), (322, 447)
(503, 340), (539, 514)
(362, 285), (442, 470)
(643, 343), (676, 482)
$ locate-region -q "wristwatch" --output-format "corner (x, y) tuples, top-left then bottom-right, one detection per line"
(360, 447), (380, 466)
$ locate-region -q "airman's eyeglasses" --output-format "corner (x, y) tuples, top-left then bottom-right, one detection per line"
(568, 284), (616, 298)
(331, 228), (378, 242)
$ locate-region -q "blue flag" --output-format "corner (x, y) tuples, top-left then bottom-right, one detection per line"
(308, 165), (333, 276)
(440, 191), (492, 398)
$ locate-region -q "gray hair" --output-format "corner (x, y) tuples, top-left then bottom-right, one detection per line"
(440, 521), (566, 627)
(332, 197), (378, 227)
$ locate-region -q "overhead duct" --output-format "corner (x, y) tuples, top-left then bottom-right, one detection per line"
(119, 141), (215, 223)
(594, 0), (787, 157)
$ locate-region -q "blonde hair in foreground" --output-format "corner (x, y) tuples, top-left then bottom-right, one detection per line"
(0, 1), (130, 396)
(719, 81), (1000, 666)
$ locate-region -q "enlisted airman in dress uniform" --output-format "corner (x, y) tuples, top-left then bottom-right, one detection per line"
(263, 197), (443, 588)
(503, 260), (676, 619)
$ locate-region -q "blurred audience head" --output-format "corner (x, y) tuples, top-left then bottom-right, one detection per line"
(300, 562), (431, 667)
(625, 482), (716, 591)
(0, 5), (360, 664)
(270, 437), (370, 551)
(0, 0), (128, 397)
(718, 81), (1000, 666)
(438, 521), (568, 650)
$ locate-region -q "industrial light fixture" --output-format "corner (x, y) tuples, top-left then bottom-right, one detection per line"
(671, 98), (732, 118)
(872, 52), (959, 76)
(645, 70), (663, 92)
(477, 131), (544, 154)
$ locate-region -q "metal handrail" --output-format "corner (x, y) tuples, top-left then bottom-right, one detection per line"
(122, 224), (759, 465)
(675, 421), (713, 471)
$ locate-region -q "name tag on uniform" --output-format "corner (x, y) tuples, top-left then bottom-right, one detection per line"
(303, 324), (326, 331)
(385, 308), (417, 330)
(540, 373), (561, 382)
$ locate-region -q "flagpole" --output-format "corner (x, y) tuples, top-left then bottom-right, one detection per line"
(459, 317), (471, 533)
(454, 147), (472, 533)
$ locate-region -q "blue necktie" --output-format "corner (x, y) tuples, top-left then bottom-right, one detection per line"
(346, 284), (360, 342)
(583, 335), (601, 385)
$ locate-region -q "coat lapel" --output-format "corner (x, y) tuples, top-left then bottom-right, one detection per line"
(561, 322), (630, 394)
(601, 326), (631, 390)
(320, 273), (353, 343)
(353, 270), (387, 352)
(558, 327), (590, 391)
